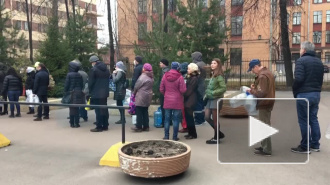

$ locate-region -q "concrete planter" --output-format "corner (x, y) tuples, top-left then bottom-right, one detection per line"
(118, 140), (191, 178)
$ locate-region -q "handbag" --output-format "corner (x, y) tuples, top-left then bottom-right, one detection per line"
(61, 91), (72, 104)
(109, 79), (116, 92)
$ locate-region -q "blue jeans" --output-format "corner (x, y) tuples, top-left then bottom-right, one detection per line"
(296, 92), (321, 150)
(164, 109), (181, 139)
(8, 91), (21, 115)
(194, 98), (205, 124)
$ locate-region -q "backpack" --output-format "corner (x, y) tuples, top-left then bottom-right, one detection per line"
(48, 74), (55, 89)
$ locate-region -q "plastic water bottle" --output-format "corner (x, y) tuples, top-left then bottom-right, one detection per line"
(325, 123), (330, 139)
(154, 107), (162, 128)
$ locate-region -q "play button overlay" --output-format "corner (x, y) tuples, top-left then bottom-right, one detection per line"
(217, 98), (309, 164)
(249, 116), (278, 147)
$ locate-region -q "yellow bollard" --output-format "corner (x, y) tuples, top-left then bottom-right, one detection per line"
(0, 133), (11, 148)
(99, 142), (129, 167)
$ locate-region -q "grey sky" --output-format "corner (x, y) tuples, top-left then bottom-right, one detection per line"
(97, 0), (116, 48)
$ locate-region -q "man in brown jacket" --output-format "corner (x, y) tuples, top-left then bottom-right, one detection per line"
(247, 59), (275, 156)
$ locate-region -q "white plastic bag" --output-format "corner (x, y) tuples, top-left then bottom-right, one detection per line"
(229, 93), (247, 108)
(240, 86), (251, 93)
(124, 89), (131, 106)
(26, 90), (39, 105)
(244, 95), (258, 115)
(132, 115), (137, 125)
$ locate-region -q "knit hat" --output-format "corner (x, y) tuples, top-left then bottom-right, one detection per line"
(171, 61), (180, 70)
(34, 61), (40, 68)
(26, 67), (35, 73)
(116, 61), (126, 71)
(135, 56), (143, 64)
(160, 59), (169, 66)
(143, 63), (153, 71)
(89, 55), (99, 63)
(188, 63), (199, 72)
(180, 62), (189, 73)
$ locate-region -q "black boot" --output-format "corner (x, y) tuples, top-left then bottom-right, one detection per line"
(69, 116), (74, 128)
(27, 107), (35, 114)
(74, 116), (80, 128)
(9, 112), (14, 118)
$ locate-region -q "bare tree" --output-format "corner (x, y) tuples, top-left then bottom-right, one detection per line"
(64, 0), (70, 21)
(107, 0), (115, 73)
(25, 0), (33, 63)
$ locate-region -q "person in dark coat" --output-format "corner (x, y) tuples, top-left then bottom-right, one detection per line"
(158, 59), (170, 128)
(291, 41), (324, 154)
(191, 51), (206, 126)
(88, 55), (110, 132)
(77, 64), (89, 121)
(1, 67), (23, 118)
(25, 67), (36, 114)
(112, 61), (127, 124)
(131, 56), (143, 90)
(33, 63), (49, 121)
(0, 62), (8, 115)
(179, 62), (189, 133)
(64, 60), (84, 128)
(183, 63), (200, 139)
(131, 63), (154, 132)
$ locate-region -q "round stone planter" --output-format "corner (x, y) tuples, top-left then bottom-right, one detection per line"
(118, 140), (191, 178)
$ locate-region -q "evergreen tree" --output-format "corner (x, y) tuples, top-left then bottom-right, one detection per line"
(0, 3), (28, 66)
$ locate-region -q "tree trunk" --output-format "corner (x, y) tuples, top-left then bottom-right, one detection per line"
(71, 0), (76, 24)
(107, 0), (115, 73)
(25, 0), (33, 63)
(279, 0), (293, 87)
(64, 0), (70, 21)
(164, 0), (168, 33)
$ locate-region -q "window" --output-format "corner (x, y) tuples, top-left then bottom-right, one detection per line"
(230, 48), (242, 65)
(231, 16), (243, 35)
(313, 11), (322, 23)
(294, 0), (301, 5)
(313, 31), (322, 43)
(168, 0), (176, 12)
(201, 0), (208, 8)
(220, 0), (225, 6)
(37, 8), (41, 15)
(327, 10), (330, 23)
(15, 21), (22, 30)
(152, 0), (161, 13)
(314, 0), (322, 3)
(138, 0), (147, 13)
(232, 0), (244, 6)
(219, 48), (224, 56)
(138, 22), (147, 40)
(38, 24), (42, 32)
(287, 13), (290, 25)
(292, 12), (301, 25)
(0, 0), (4, 6)
(16, 1), (21, 11)
(326, 31), (330, 43)
(325, 52), (330, 62)
(292, 32), (301, 44)
(24, 21), (29, 31)
(219, 19), (226, 31)
(292, 53), (300, 61)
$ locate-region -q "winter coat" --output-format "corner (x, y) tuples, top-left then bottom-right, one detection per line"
(78, 70), (88, 96)
(33, 68), (49, 96)
(64, 62), (84, 104)
(88, 61), (110, 99)
(250, 67), (275, 110)
(205, 75), (226, 100)
(160, 69), (187, 109)
(0, 63), (6, 95)
(184, 73), (199, 108)
(131, 63), (143, 90)
(1, 75), (23, 95)
(134, 71), (154, 107)
(192, 52), (206, 98)
(112, 70), (126, 100)
(292, 51), (324, 98)
(25, 71), (35, 90)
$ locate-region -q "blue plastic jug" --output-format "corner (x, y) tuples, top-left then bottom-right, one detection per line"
(154, 107), (163, 128)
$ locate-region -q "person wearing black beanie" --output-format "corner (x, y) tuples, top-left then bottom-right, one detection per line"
(131, 56), (144, 89)
(158, 58), (171, 128)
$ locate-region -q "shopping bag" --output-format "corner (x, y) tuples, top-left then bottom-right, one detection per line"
(85, 97), (91, 110)
(128, 94), (136, 115)
(109, 79), (116, 92)
(229, 93), (247, 108)
(132, 115), (137, 125)
(61, 91), (72, 104)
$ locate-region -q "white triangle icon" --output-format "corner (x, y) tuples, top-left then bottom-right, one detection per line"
(249, 116), (279, 147)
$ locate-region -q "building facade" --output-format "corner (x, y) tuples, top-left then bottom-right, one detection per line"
(117, 0), (330, 70)
(1, 0), (98, 55)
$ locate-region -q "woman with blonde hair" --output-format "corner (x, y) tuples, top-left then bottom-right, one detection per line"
(204, 58), (226, 144)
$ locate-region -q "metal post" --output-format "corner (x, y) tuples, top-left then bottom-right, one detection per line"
(239, 61), (242, 87)
(121, 110), (125, 144)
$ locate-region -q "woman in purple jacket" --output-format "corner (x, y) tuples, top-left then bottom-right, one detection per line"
(131, 63), (154, 132)
(160, 62), (187, 141)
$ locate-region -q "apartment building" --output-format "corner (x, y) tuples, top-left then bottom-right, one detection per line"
(1, 0), (98, 55)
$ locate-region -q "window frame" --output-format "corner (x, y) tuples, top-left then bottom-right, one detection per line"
(230, 48), (242, 66)
(327, 10), (330, 23)
(138, 22), (147, 40)
(232, 0), (244, 6)
(313, 11), (322, 23)
(168, 0), (176, 12)
(314, 0), (322, 4)
(325, 52), (330, 63)
(15, 20), (22, 30)
(292, 12), (301, 25)
(231, 16), (243, 36)
(220, 0), (225, 6)
(138, 0), (147, 14)
(313, 31), (322, 44)
(292, 32), (301, 44)
(294, 0), (302, 5)
(24, 21), (29, 31)
(152, 0), (161, 13)
(326, 31), (330, 43)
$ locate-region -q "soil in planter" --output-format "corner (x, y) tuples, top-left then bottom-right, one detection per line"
(122, 140), (187, 158)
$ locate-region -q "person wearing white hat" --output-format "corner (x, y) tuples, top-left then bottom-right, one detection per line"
(25, 67), (36, 114)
